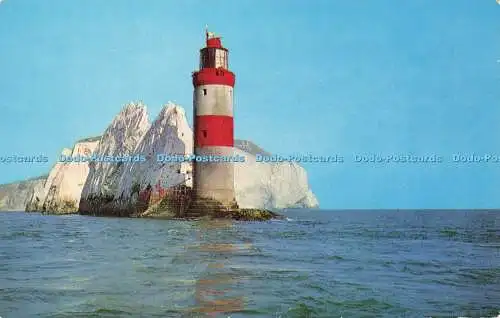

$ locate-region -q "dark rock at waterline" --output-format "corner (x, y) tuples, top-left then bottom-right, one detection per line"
(79, 194), (284, 221)
(179, 197), (284, 221)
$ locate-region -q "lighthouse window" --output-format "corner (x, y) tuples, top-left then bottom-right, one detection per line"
(203, 130), (207, 138)
(202, 48), (217, 68)
(203, 89), (207, 96)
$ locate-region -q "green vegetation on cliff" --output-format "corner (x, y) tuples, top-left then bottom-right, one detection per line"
(76, 135), (102, 143)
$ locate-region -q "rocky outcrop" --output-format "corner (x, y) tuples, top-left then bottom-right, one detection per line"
(116, 103), (193, 199)
(233, 143), (319, 209)
(26, 148), (72, 212)
(0, 176), (47, 211)
(182, 196), (284, 221)
(234, 139), (271, 156)
(44, 140), (100, 213)
(79, 102), (192, 216)
(24, 177), (47, 211)
(25, 139), (100, 214)
(1, 102), (319, 216)
(123, 138), (319, 218)
(80, 102), (151, 206)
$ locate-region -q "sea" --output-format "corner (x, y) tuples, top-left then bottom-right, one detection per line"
(0, 210), (498, 318)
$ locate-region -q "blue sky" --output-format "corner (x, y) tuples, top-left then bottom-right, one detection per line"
(0, 0), (499, 209)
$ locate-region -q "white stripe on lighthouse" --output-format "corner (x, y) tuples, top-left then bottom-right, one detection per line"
(193, 146), (235, 204)
(194, 85), (233, 117)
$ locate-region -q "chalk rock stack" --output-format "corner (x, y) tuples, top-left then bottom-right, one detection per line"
(78, 102), (151, 215)
(25, 139), (100, 214)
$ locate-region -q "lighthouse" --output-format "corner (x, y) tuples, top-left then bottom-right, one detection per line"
(192, 29), (236, 208)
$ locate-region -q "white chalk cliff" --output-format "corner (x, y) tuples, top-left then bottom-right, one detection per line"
(116, 103), (193, 198)
(234, 143), (319, 209)
(0, 176), (46, 211)
(80, 103), (194, 215)
(16, 102), (318, 215)
(80, 102), (151, 201)
(26, 139), (100, 213)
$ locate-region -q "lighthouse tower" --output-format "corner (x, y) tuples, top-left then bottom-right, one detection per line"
(192, 29), (236, 207)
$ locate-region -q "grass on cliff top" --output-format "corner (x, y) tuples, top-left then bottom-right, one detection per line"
(0, 174), (48, 187)
(76, 135), (102, 143)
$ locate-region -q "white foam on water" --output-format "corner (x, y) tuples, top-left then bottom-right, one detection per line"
(269, 217), (295, 222)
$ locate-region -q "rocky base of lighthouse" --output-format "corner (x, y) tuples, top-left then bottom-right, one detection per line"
(131, 194), (284, 221)
(213, 207), (284, 221)
(180, 197), (284, 221)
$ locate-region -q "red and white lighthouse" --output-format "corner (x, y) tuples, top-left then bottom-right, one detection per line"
(192, 29), (236, 207)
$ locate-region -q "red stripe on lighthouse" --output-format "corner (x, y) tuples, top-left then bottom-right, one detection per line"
(193, 68), (235, 87)
(195, 115), (234, 147)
